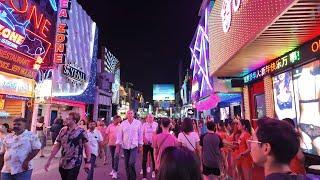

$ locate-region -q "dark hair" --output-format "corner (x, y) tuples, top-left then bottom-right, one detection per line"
(38, 117), (44, 123)
(240, 119), (252, 135)
(256, 118), (300, 164)
(282, 118), (295, 128)
(55, 118), (63, 125)
(113, 115), (121, 120)
(88, 120), (97, 125)
(13, 118), (28, 124)
(182, 118), (193, 133)
(161, 118), (171, 128)
(69, 112), (81, 123)
(158, 146), (202, 180)
(206, 121), (216, 132)
(2, 123), (9, 132)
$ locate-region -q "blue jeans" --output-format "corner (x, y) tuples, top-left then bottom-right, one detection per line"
(85, 154), (97, 180)
(109, 145), (119, 172)
(123, 148), (138, 180)
(1, 170), (32, 180)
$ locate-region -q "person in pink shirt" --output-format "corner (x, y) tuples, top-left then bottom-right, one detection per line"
(96, 119), (108, 165)
(153, 118), (178, 172)
(106, 115), (121, 179)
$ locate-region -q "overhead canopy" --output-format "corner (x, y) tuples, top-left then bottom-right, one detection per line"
(209, 0), (320, 77)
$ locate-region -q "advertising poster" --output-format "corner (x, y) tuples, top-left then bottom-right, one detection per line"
(293, 60), (320, 155)
(153, 84), (175, 101)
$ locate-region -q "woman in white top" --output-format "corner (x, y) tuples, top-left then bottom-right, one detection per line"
(178, 118), (201, 158)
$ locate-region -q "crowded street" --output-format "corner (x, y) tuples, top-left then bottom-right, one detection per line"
(0, 0), (319, 180)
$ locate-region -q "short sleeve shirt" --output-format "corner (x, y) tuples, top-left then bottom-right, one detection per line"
(86, 129), (103, 156)
(142, 122), (158, 144)
(178, 132), (200, 152)
(1, 130), (41, 175)
(56, 126), (88, 169)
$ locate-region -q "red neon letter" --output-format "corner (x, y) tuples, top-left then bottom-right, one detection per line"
(40, 19), (52, 38)
(59, 9), (68, 18)
(10, 0), (28, 13)
(27, 6), (44, 29)
(60, 0), (70, 9)
(57, 24), (67, 34)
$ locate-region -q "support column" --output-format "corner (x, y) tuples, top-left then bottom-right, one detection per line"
(264, 76), (275, 118)
(43, 104), (52, 128)
(31, 102), (39, 132)
(243, 85), (251, 120)
(93, 88), (99, 121)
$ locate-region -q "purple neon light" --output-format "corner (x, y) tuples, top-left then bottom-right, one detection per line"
(190, 7), (219, 110)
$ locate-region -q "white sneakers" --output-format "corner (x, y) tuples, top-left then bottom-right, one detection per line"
(112, 172), (118, 179)
(109, 170), (115, 176)
(140, 169), (143, 175)
(152, 171), (156, 178)
(142, 178), (147, 180)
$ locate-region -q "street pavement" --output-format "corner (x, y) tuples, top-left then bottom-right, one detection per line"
(32, 145), (154, 180)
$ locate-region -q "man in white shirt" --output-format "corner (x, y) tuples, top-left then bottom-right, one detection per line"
(116, 110), (143, 180)
(0, 118), (41, 180)
(85, 121), (103, 180)
(141, 114), (158, 179)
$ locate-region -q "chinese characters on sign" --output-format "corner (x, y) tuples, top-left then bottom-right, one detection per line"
(244, 50), (301, 83)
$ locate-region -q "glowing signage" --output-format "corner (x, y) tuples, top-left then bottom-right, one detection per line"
(52, 0), (96, 97)
(311, 39), (320, 53)
(0, 1), (54, 64)
(54, 0), (69, 64)
(221, 0), (242, 33)
(244, 50), (301, 83)
(0, 111), (9, 117)
(0, 71), (34, 97)
(62, 64), (87, 84)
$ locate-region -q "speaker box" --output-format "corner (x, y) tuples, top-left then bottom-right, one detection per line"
(231, 79), (244, 87)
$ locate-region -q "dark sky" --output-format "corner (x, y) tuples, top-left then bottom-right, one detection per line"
(77, 0), (203, 102)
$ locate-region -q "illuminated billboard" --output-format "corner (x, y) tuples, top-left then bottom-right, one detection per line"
(104, 48), (120, 104)
(153, 84), (175, 101)
(52, 0), (97, 97)
(0, 0), (57, 78)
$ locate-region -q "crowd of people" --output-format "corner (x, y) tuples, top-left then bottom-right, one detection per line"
(0, 110), (317, 180)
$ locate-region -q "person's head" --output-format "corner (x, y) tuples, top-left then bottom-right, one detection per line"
(113, 115), (121, 125)
(146, 114), (154, 123)
(158, 146), (202, 180)
(206, 121), (216, 132)
(88, 120), (97, 131)
(13, 118), (28, 134)
(249, 118), (299, 167)
(0, 123), (9, 133)
(282, 118), (295, 128)
(161, 118), (171, 130)
(126, 110), (134, 120)
(218, 121), (226, 131)
(192, 119), (198, 129)
(38, 117), (44, 123)
(55, 118), (63, 125)
(182, 118), (193, 134)
(238, 119), (252, 135)
(64, 112), (81, 127)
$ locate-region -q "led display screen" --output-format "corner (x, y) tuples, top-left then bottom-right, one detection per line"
(153, 84), (175, 101)
(293, 60), (320, 155)
(273, 71), (296, 121)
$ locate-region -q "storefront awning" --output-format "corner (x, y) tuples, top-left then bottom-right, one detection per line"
(209, 0), (320, 77)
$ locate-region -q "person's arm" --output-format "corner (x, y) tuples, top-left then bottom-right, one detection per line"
(45, 143), (61, 171)
(22, 149), (40, 170)
(115, 124), (123, 155)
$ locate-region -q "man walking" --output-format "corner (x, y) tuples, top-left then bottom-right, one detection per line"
(0, 118), (41, 180)
(116, 110), (143, 180)
(85, 120), (103, 180)
(106, 115), (121, 179)
(45, 112), (91, 180)
(141, 114), (158, 179)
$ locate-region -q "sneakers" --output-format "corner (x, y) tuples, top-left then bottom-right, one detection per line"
(147, 167), (151, 173)
(142, 178), (147, 180)
(140, 169), (143, 175)
(152, 171), (156, 178)
(109, 170), (115, 176)
(112, 172), (118, 179)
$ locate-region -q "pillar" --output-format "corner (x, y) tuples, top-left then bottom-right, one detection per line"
(243, 85), (251, 120)
(264, 76), (275, 118)
(31, 102), (39, 132)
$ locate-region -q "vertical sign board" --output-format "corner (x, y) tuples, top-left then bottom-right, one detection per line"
(52, 0), (97, 97)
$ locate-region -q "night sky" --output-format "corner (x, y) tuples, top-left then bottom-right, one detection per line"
(77, 0), (203, 101)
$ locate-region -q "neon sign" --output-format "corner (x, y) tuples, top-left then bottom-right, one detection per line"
(0, 71), (34, 98)
(54, 0), (70, 64)
(221, 0), (242, 33)
(62, 64), (87, 84)
(244, 50), (301, 83)
(0, 1), (56, 71)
